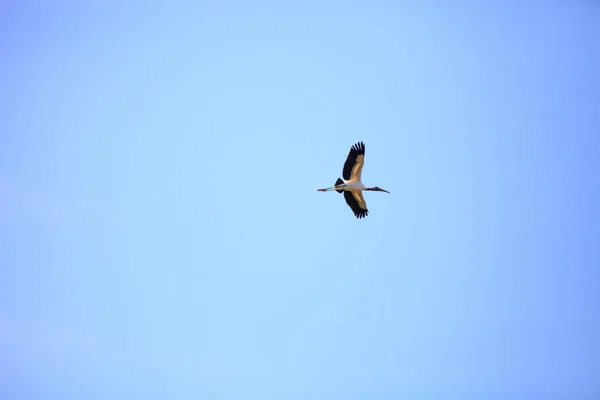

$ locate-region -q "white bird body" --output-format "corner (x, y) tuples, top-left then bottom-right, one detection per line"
(336, 180), (366, 191)
(317, 142), (389, 219)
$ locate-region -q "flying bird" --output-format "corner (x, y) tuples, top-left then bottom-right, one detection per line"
(317, 141), (389, 218)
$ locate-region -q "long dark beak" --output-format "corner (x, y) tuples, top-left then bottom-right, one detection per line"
(380, 189), (390, 194)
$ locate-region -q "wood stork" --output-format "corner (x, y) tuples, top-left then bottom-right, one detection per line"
(317, 141), (389, 219)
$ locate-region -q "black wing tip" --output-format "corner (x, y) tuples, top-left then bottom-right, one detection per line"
(343, 191), (369, 219)
(354, 209), (368, 219)
(350, 141), (365, 155)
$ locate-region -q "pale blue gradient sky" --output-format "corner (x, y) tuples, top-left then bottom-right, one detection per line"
(2, 1), (599, 399)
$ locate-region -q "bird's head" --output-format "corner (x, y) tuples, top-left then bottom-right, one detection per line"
(367, 186), (390, 193)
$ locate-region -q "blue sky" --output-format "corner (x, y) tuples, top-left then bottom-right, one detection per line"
(1, 1), (599, 399)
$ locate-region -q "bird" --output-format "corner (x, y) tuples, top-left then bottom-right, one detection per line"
(317, 141), (389, 219)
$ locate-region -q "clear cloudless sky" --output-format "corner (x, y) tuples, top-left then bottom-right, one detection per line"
(1, 1), (599, 399)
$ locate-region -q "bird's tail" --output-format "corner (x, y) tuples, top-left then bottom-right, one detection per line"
(335, 178), (344, 194)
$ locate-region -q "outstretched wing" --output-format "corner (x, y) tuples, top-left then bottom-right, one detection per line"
(342, 141), (365, 181)
(343, 190), (369, 219)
